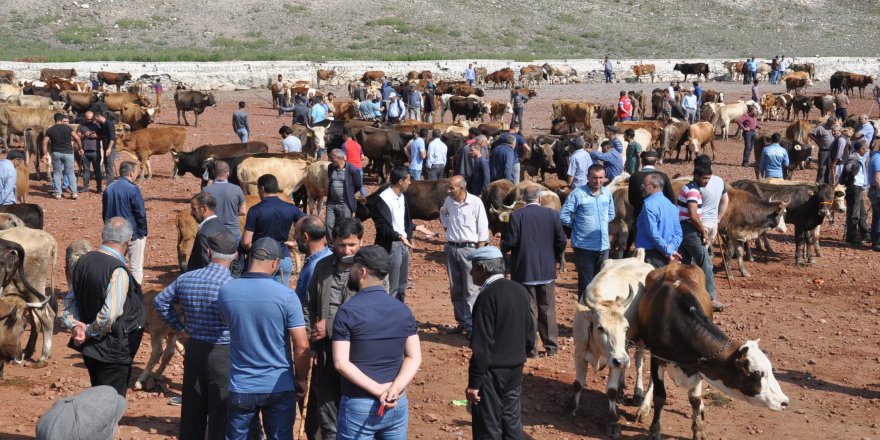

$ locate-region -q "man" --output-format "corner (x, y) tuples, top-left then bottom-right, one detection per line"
(77, 111), (103, 193)
(325, 149), (362, 241)
(501, 184), (566, 357)
(779, 55), (789, 74)
(748, 58), (758, 84)
(280, 125), (302, 153)
(303, 218), (366, 440)
(842, 140), (870, 245)
(623, 129), (642, 174)
(853, 114), (876, 151)
(770, 56), (780, 84)
(242, 174), (306, 285)
(370, 166), (414, 302)
(467, 141), (491, 195)
(565, 136), (592, 189)
(561, 164), (615, 301)
(426, 129), (448, 181)
(682, 89), (698, 123)
(603, 56), (613, 83)
(332, 245), (421, 438)
(385, 92), (406, 123)
(293, 216), (332, 306)
(102, 161), (147, 284)
(874, 85), (880, 117)
(759, 133), (790, 179)
(677, 165), (723, 310)
(453, 129), (484, 183)
(351, 82), (367, 103)
(0, 147), (16, 205)
(423, 86), (436, 123)
(342, 129), (368, 196)
(617, 90), (633, 122)
(834, 90), (849, 121)
(591, 127), (624, 180)
(751, 79), (760, 102)
(275, 74), (287, 109)
(693, 81), (703, 120)
(440, 176), (490, 336)
(868, 144), (880, 251)
(95, 113), (118, 183)
(204, 160), (247, 241)
(154, 231), (237, 440)
(61, 217), (145, 397)
(310, 95), (328, 125)
(829, 124), (848, 184)
(465, 246), (534, 439)
(187, 192), (228, 272)
(509, 124), (531, 183)
(293, 96), (310, 125)
(694, 154), (729, 253)
(358, 96), (383, 121)
(810, 116), (836, 183)
(408, 128), (427, 181)
(635, 173), (682, 268)
(42, 113), (82, 200)
(232, 101), (250, 143)
(627, 150), (675, 221)
(666, 82), (676, 102)
(465, 63), (476, 86)
(407, 85), (422, 121)
(218, 237), (310, 439)
(510, 86), (528, 128)
(737, 106), (759, 167)
(150, 78), (163, 103)
(490, 135), (517, 183)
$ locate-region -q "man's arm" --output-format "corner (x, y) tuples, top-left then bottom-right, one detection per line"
(289, 326), (311, 398)
(476, 202), (490, 243)
(758, 151), (767, 178)
(133, 189), (148, 237)
(71, 131), (82, 149)
(553, 215), (567, 257)
(333, 340), (387, 398)
(41, 135), (50, 162)
(686, 201), (706, 241)
(718, 191), (730, 222)
(85, 267), (129, 338)
(380, 334), (422, 409)
(240, 230), (254, 251)
(153, 279), (186, 332)
(500, 210), (520, 253)
(559, 193), (576, 227)
(504, 151), (515, 181)
(60, 290), (81, 330)
(646, 206), (672, 256)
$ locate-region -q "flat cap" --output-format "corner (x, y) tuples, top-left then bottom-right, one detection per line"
(353, 245), (390, 275)
(36, 385), (127, 440)
(208, 231), (238, 255)
(251, 237), (281, 261)
(605, 125), (621, 133)
(465, 246), (503, 261)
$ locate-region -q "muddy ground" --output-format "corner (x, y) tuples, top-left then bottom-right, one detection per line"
(1, 78), (879, 440)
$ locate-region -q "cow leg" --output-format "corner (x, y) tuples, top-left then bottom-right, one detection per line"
(182, 111), (190, 126)
(647, 359), (666, 440)
(688, 380), (707, 440)
(632, 345), (646, 405)
(812, 225), (822, 258)
(606, 368), (624, 439)
(21, 313), (39, 362)
(194, 112), (200, 128)
(152, 334), (179, 383)
(735, 241), (750, 277)
(795, 231), (805, 265)
(134, 332), (166, 390)
(806, 229), (816, 264)
(566, 321), (589, 416)
(32, 307), (54, 365)
(760, 232), (775, 254)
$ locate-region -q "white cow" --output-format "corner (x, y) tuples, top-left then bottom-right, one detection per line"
(567, 249), (652, 439)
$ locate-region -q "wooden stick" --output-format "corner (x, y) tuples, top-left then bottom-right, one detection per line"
(295, 364), (314, 440)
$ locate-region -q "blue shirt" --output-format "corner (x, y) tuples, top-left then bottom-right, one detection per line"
(868, 151), (880, 188)
(409, 138), (425, 170)
(219, 272), (305, 393)
(381, 83), (395, 101)
(858, 123), (875, 147)
(759, 144), (790, 178)
(590, 141), (624, 181)
(489, 144), (516, 182)
(465, 68), (476, 81)
(102, 177), (147, 239)
(359, 100), (382, 119)
(567, 149), (593, 187)
(855, 153), (869, 188)
(427, 138), (447, 167)
(694, 85), (702, 99)
(310, 104), (327, 124)
(635, 192), (683, 256)
(153, 263), (233, 344)
(294, 247), (332, 306)
(0, 159), (16, 205)
(244, 196), (305, 259)
(332, 286), (418, 398)
(560, 185), (615, 251)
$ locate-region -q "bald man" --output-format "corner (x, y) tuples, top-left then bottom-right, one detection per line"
(78, 110), (103, 193)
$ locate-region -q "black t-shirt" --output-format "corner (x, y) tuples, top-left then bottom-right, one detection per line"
(100, 120), (117, 143)
(45, 124), (74, 154)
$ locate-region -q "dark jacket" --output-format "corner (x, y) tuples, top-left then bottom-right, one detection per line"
(627, 167), (675, 219)
(102, 177), (147, 239)
(327, 162), (362, 212)
(501, 204), (567, 283)
(467, 156), (491, 195)
(186, 217), (227, 272)
(489, 144), (516, 182)
(369, 189), (414, 252)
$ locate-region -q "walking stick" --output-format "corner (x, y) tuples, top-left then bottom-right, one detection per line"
(295, 364), (314, 440)
(715, 234), (734, 289)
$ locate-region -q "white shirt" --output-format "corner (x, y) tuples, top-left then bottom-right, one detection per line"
(282, 135), (302, 153)
(682, 95), (697, 110)
(198, 214), (218, 230)
(427, 138), (448, 168)
(700, 176), (725, 225)
(379, 187), (407, 235)
(481, 274), (505, 291)
(439, 193), (489, 243)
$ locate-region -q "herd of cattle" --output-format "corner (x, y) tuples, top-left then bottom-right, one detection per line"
(0, 62), (874, 438)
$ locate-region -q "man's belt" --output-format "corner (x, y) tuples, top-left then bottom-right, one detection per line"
(447, 241), (477, 248)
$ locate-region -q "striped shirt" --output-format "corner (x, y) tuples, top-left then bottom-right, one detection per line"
(677, 181), (702, 222)
(60, 247), (129, 338)
(153, 263), (234, 345)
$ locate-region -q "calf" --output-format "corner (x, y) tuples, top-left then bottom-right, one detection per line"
(118, 126), (189, 179)
(133, 288), (186, 391)
(718, 188), (787, 277)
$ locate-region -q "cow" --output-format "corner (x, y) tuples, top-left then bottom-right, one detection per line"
(723, 61), (744, 82)
(635, 264), (789, 440)
(791, 95), (812, 121)
(754, 62), (773, 81)
(784, 119), (812, 147)
(752, 134), (812, 180)
(100, 91), (151, 112)
(452, 84), (484, 97)
(519, 65), (543, 87)
(5, 95), (63, 110)
(175, 209), (199, 272)
(0, 294), (27, 379)
(0, 227), (57, 369)
(775, 93), (794, 121)
(7, 150), (28, 203)
(700, 90), (724, 104)
(172, 141), (269, 186)
(303, 160), (329, 215)
(759, 93), (778, 121)
(39, 68), (77, 81)
(120, 102), (157, 131)
(732, 180), (841, 264)
(660, 120), (690, 162)
(237, 154), (310, 196)
(0, 204), (43, 229)
(0, 70), (15, 84)
(673, 63), (709, 82)
(474, 67), (487, 84)
(782, 71), (813, 94)
(480, 179), (515, 236)
(0, 84), (22, 100)
(356, 127), (410, 183)
(717, 101), (760, 139)
(61, 91), (100, 114)
(788, 63), (816, 80)
(616, 120), (662, 146)
(447, 96), (484, 122)
(64, 239), (92, 289)
(96, 71), (132, 92)
(361, 70), (385, 83)
(484, 100), (513, 123)
(133, 288), (187, 391)
(522, 137), (556, 180)
(568, 250), (650, 438)
(687, 121), (716, 160)
(542, 64), (577, 84)
(118, 126), (188, 179)
(631, 64), (656, 83)
(604, 175), (633, 259)
(0, 105), (55, 151)
(834, 71), (875, 98)
(356, 179), (449, 222)
(316, 69), (335, 86)
(829, 72), (849, 95)
(485, 68), (516, 89)
(329, 99), (360, 121)
(811, 95), (836, 118)
(718, 188), (787, 277)
(174, 90), (217, 127)
(552, 100), (596, 134)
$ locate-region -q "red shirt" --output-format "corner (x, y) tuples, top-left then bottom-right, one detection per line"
(737, 113), (758, 131)
(617, 96), (633, 119)
(344, 139), (363, 168)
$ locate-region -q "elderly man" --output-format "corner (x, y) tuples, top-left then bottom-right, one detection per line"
(811, 116), (837, 183)
(385, 92), (406, 123)
(440, 175), (490, 337)
(636, 173), (683, 268)
(853, 114), (876, 151)
(61, 217), (145, 397)
(465, 246), (534, 439)
(325, 148), (362, 241)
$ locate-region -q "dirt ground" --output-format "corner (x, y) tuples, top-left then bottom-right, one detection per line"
(1, 78), (879, 440)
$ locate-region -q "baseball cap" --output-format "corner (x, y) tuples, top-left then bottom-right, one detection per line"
(208, 231), (238, 255)
(465, 246), (503, 261)
(250, 237), (281, 261)
(36, 385), (127, 440)
(353, 245), (390, 275)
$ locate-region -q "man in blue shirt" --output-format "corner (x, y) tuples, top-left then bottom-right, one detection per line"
(204, 161), (246, 241)
(154, 231), (237, 440)
(102, 161), (147, 284)
(635, 173), (682, 268)
(293, 215), (332, 306)
(310, 96), (327, 125)
(467, 142), (491, 195)
(693, 81), (703, 120)
(868, 146), (880, 252)
(359, 97), (383, 120)
(489, 135), (516, 182)
(567, 137), (592, 188)
(465, 63), (476, 86)
(332, 245), (421, 439)
(560, 164), (615, 301)
(854, 114), (875, 151)
(0, 147), (17, 205)
(385, 92), (406, 123)
(426, 129), (448, 180)
(591, 127), (624, 180)
(242, 174), (305, 286)
(509, 124), (531, 184)
(219, 237), (310, 440)
(759, 133), (790, 178)
(408, 128), (427, 180)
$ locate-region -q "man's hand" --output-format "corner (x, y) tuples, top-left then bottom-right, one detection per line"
(42, 154), (50, 163)
(400, 235), (414, 249)
(296, 378), (308, 400)
(670, 251), (683, 262)
(72, 322), (87, 346)
(379, 385), (402, 410)
(465, 387), (481, 405)
(313, 319), (327, 341)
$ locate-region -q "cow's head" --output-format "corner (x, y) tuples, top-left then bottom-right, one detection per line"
(833, 184), (846, 213)
(123, 72), (132, 81)
(768, 201), (788, 233)
(580, 286), (635, 369)
(308, 125), (327, 151)
(206, 93), (217, 107)
(706, 340), (789, 411)
(0, 296), (26, 363)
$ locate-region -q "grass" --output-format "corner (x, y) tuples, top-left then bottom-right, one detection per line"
(282, 3), (306, 14)
(33, 14), (60, 26)
(366, 17), (412, 33)
(210, 37), (271, 50)
(57, 24), (104, 44)
(704, 391), (731, 407)
(115, 18), (150, 29)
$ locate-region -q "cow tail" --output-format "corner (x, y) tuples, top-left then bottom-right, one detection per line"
(50, 240), (57, 314)
(8, 243), (48, 305)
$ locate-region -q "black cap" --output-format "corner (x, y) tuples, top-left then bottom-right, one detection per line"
(353, 245), (390, 275)
(208, 231), (238, 255)
(641, 150), (659, 159)
(251, 237), (281, 261)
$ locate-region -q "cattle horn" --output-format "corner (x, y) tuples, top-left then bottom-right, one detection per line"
(583, 290), (598, 309)
(619, 285), (636, 308)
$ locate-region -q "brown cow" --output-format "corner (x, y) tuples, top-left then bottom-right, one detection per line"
(687, 121), (716, 160)
(485, 68), (516, 88)
(7, 150), (28, 203)
(660, 120), (690, 162)
(631, 64), (656, 83)
(723, 61), (744, 81)
(452, 84), (484, 97)
(120, 102), (157, 131)
(329, 99), (359, 121)
(789, 63), (816, 80)
(39, 68), (77, 81)
(616, 120), (663, 147)
(175, 209), (198, 272)
(835, 71), (875, 98)
(133, 288), (186, 391)
(118, 126), (188, 179)
(101, 91), (151, 112)
(474, 67), (487, 84)
(61, 91), (99, 114)
(361, 70), (385, 83)
(552, 100), (596, 133)
(701, 90), (724, 104)
(174, 90), (216, 127)
(519, 65), (543, 87)
(775, 93), (794, 121)
(316, 69), (335, 86)
(0, 70), (15, 84)
(0, 105), (55, 150)
(304, 160), (330, 215)
(782, 71), (813, 94)
(487, 100), (512, 122)
(44, 77), (77, 91)
(759, 93), (778, 121)
(96, 71), (132, 92)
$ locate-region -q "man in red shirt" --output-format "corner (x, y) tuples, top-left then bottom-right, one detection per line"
(617, 91), (633, 121)
(737, 106), (759, 167)
(342, 129), (368, 196)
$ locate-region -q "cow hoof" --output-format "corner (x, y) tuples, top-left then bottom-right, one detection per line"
(807, 257), (815, 264)
(608, 423), (622, 439)
(739, 270), (751, 278)
(632, 390), (644, 406)
(796, 259), (805, 266)
(27, 360), (48, 369)
(649, 424), (663, 440)
(133, 380), (144, 391)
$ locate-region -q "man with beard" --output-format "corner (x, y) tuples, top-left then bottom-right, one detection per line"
(293, 216), (332, 307)
(187, 192), (228, 272)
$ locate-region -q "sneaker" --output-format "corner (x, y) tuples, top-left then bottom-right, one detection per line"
(711, 300), (727, 312)
(169, 396), (182, 406)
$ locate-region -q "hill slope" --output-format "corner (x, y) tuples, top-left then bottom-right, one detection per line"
(0, 0), (876, 61)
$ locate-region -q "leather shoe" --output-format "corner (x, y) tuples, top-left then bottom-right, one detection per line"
(446, 325), (466, 335)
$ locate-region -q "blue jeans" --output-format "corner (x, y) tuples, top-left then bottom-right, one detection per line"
(51, 152), (77, 197)
(337, 395), (408, 440)
(274, 256), (293, 286)
(236, 128), (249, 143)
(355, 168), (368, 196)
(226, 390), (296, 440)
(604, 69), (613, 83)
(870, 187), (880, 247)
(409, 168), (422, 181)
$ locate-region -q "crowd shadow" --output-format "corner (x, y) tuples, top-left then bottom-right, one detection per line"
(775, 369), (880, 400)
(120, 415), (180, 435)
(417, 321), (470, 349)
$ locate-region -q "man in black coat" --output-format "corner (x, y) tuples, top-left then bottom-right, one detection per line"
(501, 184), (566, 357)
(187, 192), (228, 272)
(325, 148), (363, 241)
(465, 246), (534, 440)
(368, 166), (414, 302)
